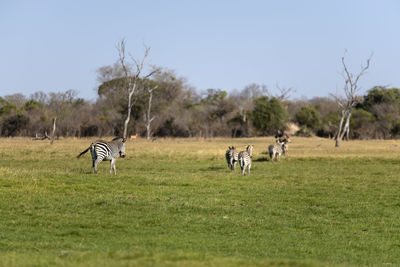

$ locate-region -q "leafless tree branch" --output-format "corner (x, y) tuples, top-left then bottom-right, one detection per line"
(335, 52), (372, 147)
(116, 39), (151, 139)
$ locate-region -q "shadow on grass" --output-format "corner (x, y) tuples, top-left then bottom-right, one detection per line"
(200, 166), (226, 171)
(254, 157), (269, 162)
(70, 168), (94, 174)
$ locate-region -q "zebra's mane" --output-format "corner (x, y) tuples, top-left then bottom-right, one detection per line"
(112, 136), (126, 142)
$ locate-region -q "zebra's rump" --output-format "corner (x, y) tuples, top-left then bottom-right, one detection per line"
(91, 142), (113, 161)
(238, 151), (251, 165)
(268, 145), (275, 153)
(226, 149), (239, 162)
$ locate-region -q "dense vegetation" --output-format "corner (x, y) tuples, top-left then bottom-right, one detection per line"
(1, 137), (400, 266)
(1, 63), (399, 139)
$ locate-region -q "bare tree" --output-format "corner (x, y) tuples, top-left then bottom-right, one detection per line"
(144, 84), (158, 140)
(117, 39), (153, 139)
(333, 52), (372, 147)
(50, 117), (57, 144)
(275, 83), (295, 101)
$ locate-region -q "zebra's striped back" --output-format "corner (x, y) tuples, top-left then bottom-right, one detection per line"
(92, 141), (113, 161)
(238, 145), (253, 175)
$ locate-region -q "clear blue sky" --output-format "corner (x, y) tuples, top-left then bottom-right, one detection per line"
(1, 0), (399, 101)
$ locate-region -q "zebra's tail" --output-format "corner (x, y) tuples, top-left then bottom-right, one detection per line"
(77, 147), (90, 158)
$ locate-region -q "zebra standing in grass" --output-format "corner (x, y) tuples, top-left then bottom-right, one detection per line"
(238, 145), (253, 175)
(280, 137), (290, 156)
(77, 137), (126, 174)
(268, 139), (286, 162)
(225, 146), (239, 170)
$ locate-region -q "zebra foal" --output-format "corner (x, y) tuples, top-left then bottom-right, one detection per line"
(238, 145), (253, 175)
(77, 137), (126, 174)
(225, 146), (239, 171)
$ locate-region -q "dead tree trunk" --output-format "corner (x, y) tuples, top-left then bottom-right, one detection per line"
(50, 117), (56, 144)
(144, 85), (157, 140)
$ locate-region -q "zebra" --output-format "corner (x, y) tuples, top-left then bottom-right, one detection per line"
(225, 146), (239, 171)
(238, 145), (253, 175)
(77, 137), (126, 174)
(275, 130), (290, 155)
(279, 137), (291, 156)
(268, 139), (285, 162)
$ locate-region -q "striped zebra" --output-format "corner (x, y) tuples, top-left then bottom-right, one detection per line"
(238, 145), (253, 175)
(268, 139), (285, 162)
(77, 137), (126, 174)
(279, 137), (290, 156)
(225, 146), (239, 171)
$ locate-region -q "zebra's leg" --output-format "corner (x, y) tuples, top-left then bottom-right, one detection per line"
(93, 160), (98, 174)
(248, 162), (251, 175)
(94, 156), (104, 174)
(92, 159), (97, 173)
(278, 154), (281, 161)
(90, 145), (98, 173)
(110, 158), (117, 175)
(233, 161), (237, 171)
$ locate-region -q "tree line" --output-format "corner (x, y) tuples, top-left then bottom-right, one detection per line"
(1, 74), (399, 140)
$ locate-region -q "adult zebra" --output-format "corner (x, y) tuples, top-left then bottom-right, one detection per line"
(238, 145), (253, 176)
(77, 137), (126, 174)
(225, 146), (239, 171)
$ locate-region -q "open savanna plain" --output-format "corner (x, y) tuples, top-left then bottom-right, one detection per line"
(1, 137), (400, 266)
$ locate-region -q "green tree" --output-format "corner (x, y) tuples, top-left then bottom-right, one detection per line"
(0, 97), (17, 116)
(360, 86), (400, 139)
(251, 96), (288, 135)
(294, 105), (321, 131)
(350, 109), (376, 139)
(361, 86), (400, 110)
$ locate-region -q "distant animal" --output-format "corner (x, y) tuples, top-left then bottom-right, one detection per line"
(279, 137), (291, 156)
(275, 130), (289, 139)
(268, 139), (286, 162)
(130, 134), (137, 140)
(225, 146), (239, 170)
(238, 145), (254, 175)
(77, 137), (126, 174)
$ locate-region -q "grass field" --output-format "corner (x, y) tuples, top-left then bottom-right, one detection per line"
(1, 137), (400, 266)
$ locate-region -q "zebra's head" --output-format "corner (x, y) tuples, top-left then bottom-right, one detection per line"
(112, 137), (126, 158)
(246, 145), (254, 157)
(120, 138), (126, 158)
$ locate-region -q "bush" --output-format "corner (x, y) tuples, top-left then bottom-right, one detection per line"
(251, 96), (289, 135)
(294, 105), (321, 131)
(350, 109), (376, 139)
(1, 114), (29, 136)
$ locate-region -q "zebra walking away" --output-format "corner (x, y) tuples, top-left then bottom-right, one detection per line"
(225, 146), (239, 171)
(268, 139), (285, 162)
(77, 137), (126, 174)
(280, 137), (290, 156)
(238, 145), (253, 175)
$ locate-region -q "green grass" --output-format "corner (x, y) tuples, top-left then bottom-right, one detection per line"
(1, 137), (400, 266)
